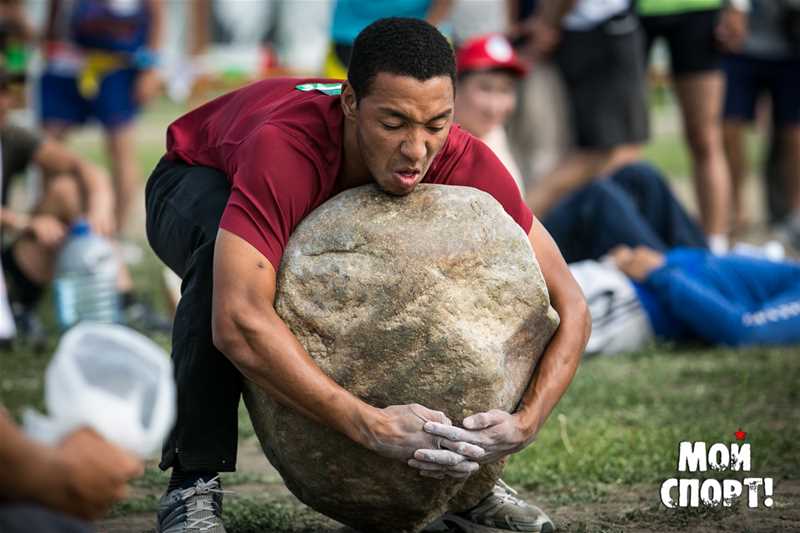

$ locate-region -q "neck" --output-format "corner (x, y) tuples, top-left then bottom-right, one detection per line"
(337, 118), (371, 191)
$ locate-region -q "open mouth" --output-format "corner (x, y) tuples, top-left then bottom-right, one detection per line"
(392, 169), (420, 188)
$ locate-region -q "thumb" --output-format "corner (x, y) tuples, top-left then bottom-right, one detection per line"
(463, 413), (492, 430)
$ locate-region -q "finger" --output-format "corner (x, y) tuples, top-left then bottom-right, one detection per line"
(408, 459), (479, 474)
(420, 470), (445, 479)
(463, 411), (504, 430)
(423, 422), (479, 443)
(439, 439), (486, 459)
(444, 470), (472, 479)
(408, 459), (446, 471)
(413, 449), (467, 466)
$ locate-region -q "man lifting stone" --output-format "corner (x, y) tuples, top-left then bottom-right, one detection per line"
(146, 17), (590, 533)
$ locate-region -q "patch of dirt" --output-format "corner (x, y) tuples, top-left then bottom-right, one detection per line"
(537, 480), (800, 533)
(97, 438), (799, 533)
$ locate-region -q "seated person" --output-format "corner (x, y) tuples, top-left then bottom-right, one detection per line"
(0, 407), (142, 533)
(542, 161), (708, 263)
(571, 245), (800, 355)
(0, 66), (115, 342)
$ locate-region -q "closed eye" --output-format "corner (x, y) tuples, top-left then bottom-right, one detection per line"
(381, 122), (403, 130)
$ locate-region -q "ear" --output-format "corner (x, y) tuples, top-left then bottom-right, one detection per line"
(340, 81), (357, 120)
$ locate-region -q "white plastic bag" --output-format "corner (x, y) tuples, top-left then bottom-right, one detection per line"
(24, 323), (176, 458)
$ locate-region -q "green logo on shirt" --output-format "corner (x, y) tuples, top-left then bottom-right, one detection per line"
(295, 82), (343, 96)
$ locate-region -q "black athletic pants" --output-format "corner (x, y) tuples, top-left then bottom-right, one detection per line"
(145, 157), (241, 472)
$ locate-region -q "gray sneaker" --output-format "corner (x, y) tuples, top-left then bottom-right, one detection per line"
(424, 479), (554, 532)
(156, 476), (228, 533)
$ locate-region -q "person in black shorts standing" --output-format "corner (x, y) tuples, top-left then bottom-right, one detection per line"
(638, 0), (750, 253)
(521, 0), (650, 217)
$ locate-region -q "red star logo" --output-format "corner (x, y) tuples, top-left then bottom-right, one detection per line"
(735, 428), (746, 441)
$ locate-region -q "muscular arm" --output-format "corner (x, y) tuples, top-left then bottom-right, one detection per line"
(211, 230), (372, 441)
(421, 217), (589, 462)
(516, 216), (589, 433)
(211, 229), (482, 471)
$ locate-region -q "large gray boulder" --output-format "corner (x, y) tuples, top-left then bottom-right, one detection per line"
(243, 184), (559, 532)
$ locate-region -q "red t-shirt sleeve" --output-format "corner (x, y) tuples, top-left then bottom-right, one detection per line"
(442, 135), (533, 235)
(219, 127), (323, 270)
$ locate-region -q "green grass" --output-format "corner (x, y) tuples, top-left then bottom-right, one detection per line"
(2, 92), (797, 531)
(504, 346), (800, 504)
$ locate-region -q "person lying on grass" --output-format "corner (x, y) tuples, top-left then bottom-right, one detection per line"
(571, 245), (800, 355)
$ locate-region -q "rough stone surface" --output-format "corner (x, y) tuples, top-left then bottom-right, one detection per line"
(244, 184), (559, 533)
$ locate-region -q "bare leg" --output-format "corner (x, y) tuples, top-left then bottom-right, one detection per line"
(674, 72), (732, 245)
(526, 148), (614, 217)
(104, 123), (139, 234)
(104, 124), (139, 294)
(13, 175), (82, 284)
(722, 120), (749, 233)
(41, 122), (72, 142)
(782, 126), (800, 214)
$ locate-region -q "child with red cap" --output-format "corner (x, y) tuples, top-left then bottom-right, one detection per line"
(455, 34), (528, 194)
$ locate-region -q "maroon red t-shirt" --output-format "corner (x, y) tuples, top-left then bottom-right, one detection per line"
(165, 78), (533, 270)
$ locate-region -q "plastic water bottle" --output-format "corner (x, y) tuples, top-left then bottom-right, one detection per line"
(23, 323), (176, 457)
(53, 220), (121, 329)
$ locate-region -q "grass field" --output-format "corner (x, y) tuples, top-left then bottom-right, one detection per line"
(0, 93), (798, 532)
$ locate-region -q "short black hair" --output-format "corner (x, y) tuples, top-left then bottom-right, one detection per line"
(348, 17), (456, 102)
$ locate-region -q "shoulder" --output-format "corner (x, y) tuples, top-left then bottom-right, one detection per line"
(428, 125), (510, 185)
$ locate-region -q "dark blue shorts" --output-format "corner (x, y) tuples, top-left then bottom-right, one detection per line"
(723, 54), (800, 127)
(39, 67), (140, 130)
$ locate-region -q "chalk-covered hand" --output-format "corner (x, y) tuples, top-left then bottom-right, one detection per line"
(422, 409), (532, 464)
(368, 404), (485, 479)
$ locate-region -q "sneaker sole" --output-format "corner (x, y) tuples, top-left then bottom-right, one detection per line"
(437, 514), (554, 533)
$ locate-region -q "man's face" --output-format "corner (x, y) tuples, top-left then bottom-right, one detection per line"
(455, 70), (516, 139)
(351, 73), (454, 196)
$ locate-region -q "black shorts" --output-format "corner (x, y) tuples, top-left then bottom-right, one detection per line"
(641, 9), (722, 75)
(723, 53), (800, 127)
(555, 19), (650, 150)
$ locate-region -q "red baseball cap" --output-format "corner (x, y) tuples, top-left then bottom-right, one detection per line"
(456, 34), (528, 78)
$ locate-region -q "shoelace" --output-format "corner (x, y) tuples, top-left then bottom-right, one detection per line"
(493, 479), (527, 508)
(180, 476), (234, 531)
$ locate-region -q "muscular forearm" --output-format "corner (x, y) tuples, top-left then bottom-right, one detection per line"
(517, 217), (590, 436)
(515, 295), (588, 434)
(220, 308), (380, 446)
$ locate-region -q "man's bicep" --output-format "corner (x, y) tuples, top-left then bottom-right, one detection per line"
(212, 229), (278, 337)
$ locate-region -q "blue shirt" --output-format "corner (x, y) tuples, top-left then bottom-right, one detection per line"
(332, 0), (432, 44)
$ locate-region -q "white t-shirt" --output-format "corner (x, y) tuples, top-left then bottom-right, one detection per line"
(563, 0), (630, 31)
(482, 126), (526, 196)
(569, 259), (654, 356)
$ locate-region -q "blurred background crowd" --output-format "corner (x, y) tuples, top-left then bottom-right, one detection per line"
(1, 1), (800, 530)
(0, 0), (797, 350)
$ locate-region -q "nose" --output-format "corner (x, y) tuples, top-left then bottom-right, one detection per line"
(399, 128), (427, 162)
